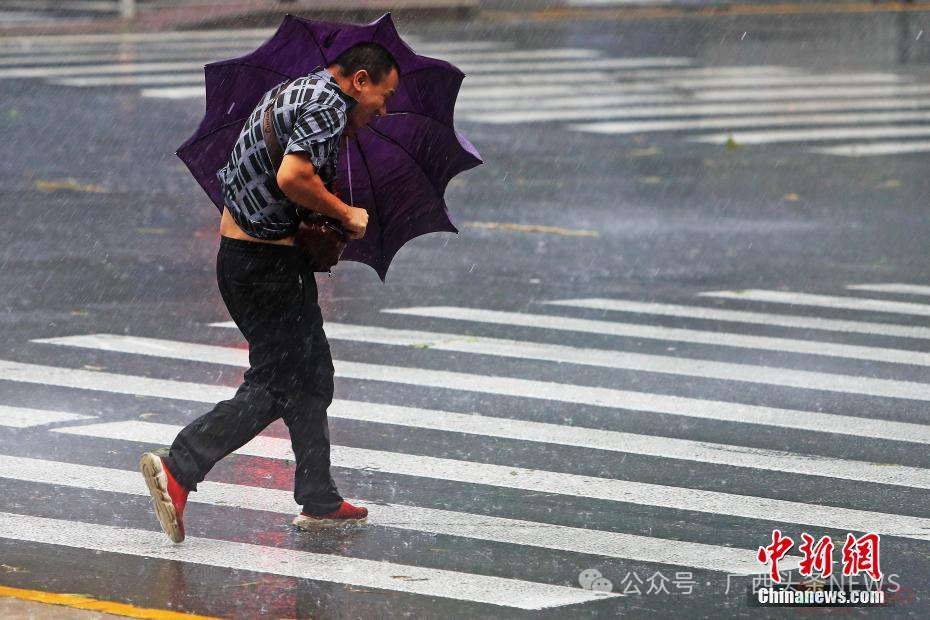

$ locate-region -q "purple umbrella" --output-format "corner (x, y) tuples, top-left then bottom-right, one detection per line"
(176, 12), (482, 281)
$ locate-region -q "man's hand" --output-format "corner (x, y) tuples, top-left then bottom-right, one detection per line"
(342, 206), (368, 240)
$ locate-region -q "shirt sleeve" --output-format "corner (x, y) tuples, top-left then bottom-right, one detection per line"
(283, 103), (345, 172)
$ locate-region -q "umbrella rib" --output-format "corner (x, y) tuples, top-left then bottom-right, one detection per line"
(365, 124), (443, 198)
(295, 19), (327, 63)
(178, 116), (256, 146)
(352, 136), (386, 257)
(398, 63), (465, 79)
(209, 61), (291, 80)
(381, 109), (457, 131)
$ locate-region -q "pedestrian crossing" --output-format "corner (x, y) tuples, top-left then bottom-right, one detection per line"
(1, 280), (930, 613)
(2, 28), (929, 158)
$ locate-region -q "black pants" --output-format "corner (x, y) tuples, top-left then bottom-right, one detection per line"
(165, 235), (343, 515)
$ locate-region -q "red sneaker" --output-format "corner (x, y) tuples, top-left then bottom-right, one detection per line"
(140, 453), (189, 543)
(293, 500), (368, 529)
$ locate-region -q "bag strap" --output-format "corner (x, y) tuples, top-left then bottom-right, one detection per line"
(261, 79), (294, 171)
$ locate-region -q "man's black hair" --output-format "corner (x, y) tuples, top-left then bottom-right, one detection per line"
(331, 42), (399, 85)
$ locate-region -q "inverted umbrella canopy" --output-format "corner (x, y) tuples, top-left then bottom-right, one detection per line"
(177, 12), (483, 281)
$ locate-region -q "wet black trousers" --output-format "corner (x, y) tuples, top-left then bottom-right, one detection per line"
(164, 235), (343, 515)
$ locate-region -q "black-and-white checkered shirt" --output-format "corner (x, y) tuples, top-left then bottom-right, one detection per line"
(217, 67), (357, 240)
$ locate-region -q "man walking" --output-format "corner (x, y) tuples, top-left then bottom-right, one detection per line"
(140, 43), (400, 543)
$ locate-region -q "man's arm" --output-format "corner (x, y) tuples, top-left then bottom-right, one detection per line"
(277, 152), (368, 238)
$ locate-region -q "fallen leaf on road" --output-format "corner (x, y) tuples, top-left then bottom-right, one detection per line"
(463, 221), (598, 238)
(35, 178), (109, 194)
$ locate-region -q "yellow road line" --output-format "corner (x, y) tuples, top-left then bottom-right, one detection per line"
(0, 585), (217, 620)
(483, 1), (930, 22)
(463, 220), (599, 237)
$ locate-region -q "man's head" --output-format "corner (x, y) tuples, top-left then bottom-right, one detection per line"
(327, 43), (400, 133)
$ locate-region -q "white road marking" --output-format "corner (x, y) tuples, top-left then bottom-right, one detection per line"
(624, 66), (797, 78)
(53, 73), (204, 87)
(0, 455), (777, 574)
(326, 401), (930, 488)
(810, 141), (930, 156)
(541, 298), (930, 340)
(462, 85), (930, 113)
(0, 42), (525, 79)
(453, 57), (694, 73)
(701, 290), (930, 317)
(0, 47), (254, 67)
(0, 404), (92, 428)
(377, 307), (930, 366)
(692, 83), (930, 101)
(0, 46), (574, 67)
(50, 421), (930, 541)
(0, 29), (277, 46)
(141, 87), (203, 100)
(460, 97), (930, 123)
(457, 82), (673, 99)
(691, 125), (930, 145)
(456, 93), (686, 111)
(7, 352), (930, 480)
(0, 60), (219, 79)
(0, 511), (610, 609)
(10, 346), (930, 443)
(0, 37), (271, 56)
(661, 73), (908, 88)
(847, 284), (930, 296)
(570, 110), (930, 135)
(216, 321), (930, 400)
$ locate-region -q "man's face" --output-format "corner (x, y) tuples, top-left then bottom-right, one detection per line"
(347, 67), (399, 130)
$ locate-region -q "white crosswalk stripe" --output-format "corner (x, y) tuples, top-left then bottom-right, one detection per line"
(701, 289), (930, 317)
(2, 282), (930, 608)
(691, 125), (930, 146)
(0, 454), (788, 574)
(7, 348), (929, 444)
(540, 298), (930, 340)
(36, 330), (930, 401)
(571, 110), (930, 136)
(6, 342), (930, 442)
(0, 511), (613, 609)
(3, 358), (928, 486)
(847, 283), (930, 297)
(810, 140), (930, 156)
(458, 97), (930, 124)
(47, 420), (930, 541)
(6, 28), (929, 157)
(0, 404), (93, 428)
(374, 307), (930, 366)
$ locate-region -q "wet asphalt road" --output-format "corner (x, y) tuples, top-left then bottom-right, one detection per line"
(1, 7), (930, 619)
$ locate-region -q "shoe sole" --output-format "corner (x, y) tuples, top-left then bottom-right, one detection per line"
(292, 514), (368, 530)
(139, 453), (184, 543)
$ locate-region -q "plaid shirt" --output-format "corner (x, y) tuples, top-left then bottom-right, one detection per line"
(217, 67), (357, 240)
